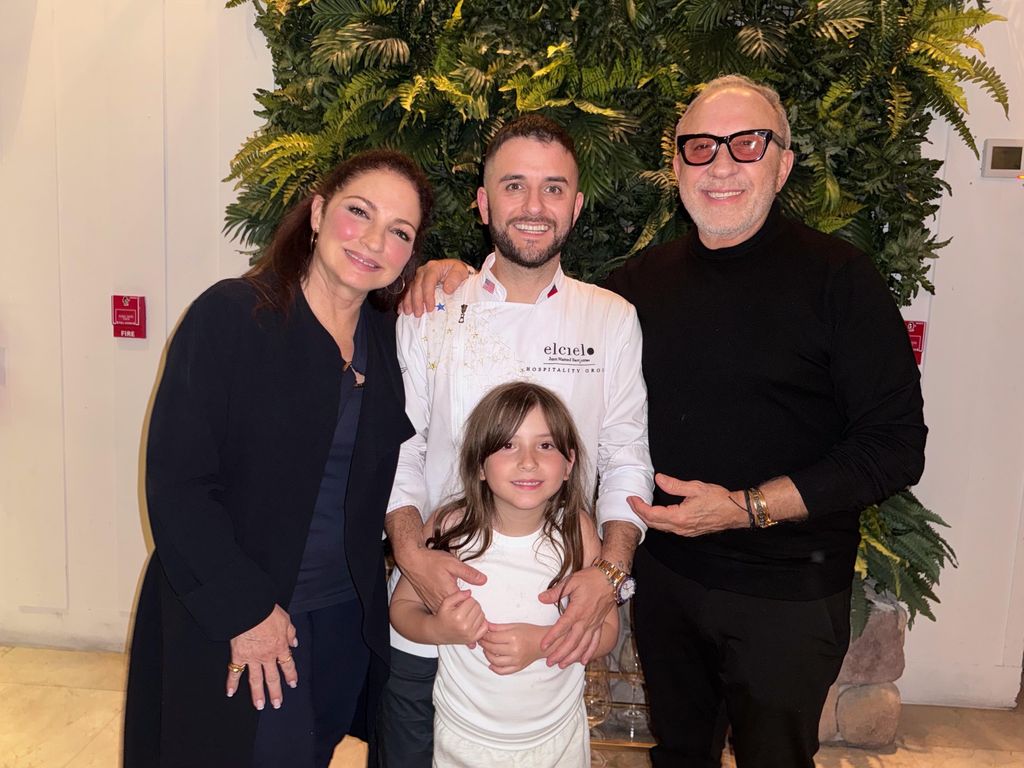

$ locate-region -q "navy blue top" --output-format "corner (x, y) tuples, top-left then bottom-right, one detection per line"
(289, 308), (368, 613)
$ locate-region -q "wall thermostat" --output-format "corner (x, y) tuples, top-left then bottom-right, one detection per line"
(981, 139), (1024, 178)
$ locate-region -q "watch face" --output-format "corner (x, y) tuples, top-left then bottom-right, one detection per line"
(619, 576), (637, 603)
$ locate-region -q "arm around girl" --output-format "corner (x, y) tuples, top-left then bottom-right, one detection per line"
(390, 381), (617, 767)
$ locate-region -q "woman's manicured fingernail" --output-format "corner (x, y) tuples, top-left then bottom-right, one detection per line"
(289, 680), (297, 689)
(272, 698), (281, 709)
(256, 699), (265, 711)
(227, 688), (235, 697)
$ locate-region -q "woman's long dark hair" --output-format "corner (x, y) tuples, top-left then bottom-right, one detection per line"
(428, 382), (590, 594)
(245, 149), (434, 313)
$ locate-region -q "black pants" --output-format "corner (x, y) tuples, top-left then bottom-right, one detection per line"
(375, 648), (438, 768)
(252, 600), (370, 768)
(632, 547), (851, 768)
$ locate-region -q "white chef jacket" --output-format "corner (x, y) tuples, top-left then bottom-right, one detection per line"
(387, 254), (653, 657)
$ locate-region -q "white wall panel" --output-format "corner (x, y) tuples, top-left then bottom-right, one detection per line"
(165, 0), (222, 322)
(0, 0), (69, 614)
(900, 0), (1024, 707)
(52, 1), (166, 640)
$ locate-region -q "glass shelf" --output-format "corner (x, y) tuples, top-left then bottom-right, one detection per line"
(590, 702), (654, 750)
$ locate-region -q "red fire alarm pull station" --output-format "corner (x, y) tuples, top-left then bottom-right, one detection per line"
(904, 320), (927, 365)
(112, 295), (147, 339)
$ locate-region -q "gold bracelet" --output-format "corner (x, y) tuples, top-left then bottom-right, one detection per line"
(747, 486), (777, 528)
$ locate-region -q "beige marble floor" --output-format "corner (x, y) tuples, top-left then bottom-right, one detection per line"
(0, 645), (1020, 767)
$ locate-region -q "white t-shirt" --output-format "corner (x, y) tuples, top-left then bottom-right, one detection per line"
(434, 526), (582, 750)
(387, 256), (654, 657)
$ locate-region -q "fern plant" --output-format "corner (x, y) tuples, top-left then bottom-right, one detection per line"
(225, 0), (995, 630)
(852, 490), (957, 638)
(225, 0), (688, 281)
(224, 0), (1007, 297)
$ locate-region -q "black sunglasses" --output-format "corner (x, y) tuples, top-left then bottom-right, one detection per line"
(676, 129), (786, 166)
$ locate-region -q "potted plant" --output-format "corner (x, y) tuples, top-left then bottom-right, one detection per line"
(854, 489), (958, 638)
(817, 491), (957, 747)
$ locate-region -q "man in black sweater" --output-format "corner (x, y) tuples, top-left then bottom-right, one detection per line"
(606, 75), (927, 767)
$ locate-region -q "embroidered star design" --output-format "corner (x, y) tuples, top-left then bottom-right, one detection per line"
(436, 303), (446, 311)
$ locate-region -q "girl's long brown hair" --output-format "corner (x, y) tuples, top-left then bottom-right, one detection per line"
(428, 382), (590, 593)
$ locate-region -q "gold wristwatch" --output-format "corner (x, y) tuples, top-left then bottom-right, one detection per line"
(593, 559), (637, 605)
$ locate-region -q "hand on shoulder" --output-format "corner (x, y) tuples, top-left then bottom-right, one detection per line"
(400, 259), (473, 316)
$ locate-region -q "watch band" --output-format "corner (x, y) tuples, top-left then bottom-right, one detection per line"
(593, 558), (636, 605)
(593, 558), (628, 590)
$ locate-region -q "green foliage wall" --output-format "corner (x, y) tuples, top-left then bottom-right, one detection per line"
(225, 0), (1008, 633)
(225, 0), (1007, 305)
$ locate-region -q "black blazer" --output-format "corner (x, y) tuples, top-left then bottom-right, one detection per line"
(124, 279), (413, 767)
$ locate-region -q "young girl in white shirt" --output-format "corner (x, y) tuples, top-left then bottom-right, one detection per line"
(390, 381), (618, 767)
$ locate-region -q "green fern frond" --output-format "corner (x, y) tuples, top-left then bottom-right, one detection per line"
(682, 28), (751, 75)
(396, 74), (430, 112)
(887, 82), (912, 139)
(911, 36), (980, 74)
(965, 56), (1010, 115)
(452, 64), (491, 96)
(736, 22), (788, 63)
(813, 16), (873, 43)
(581, 66), (612, 101)
(683, 0), (740, 30)
(256, 133), (316, 170)
(857, 491), (957, 629)
(802, 0), (874, 42)
(850, 576), (870, 637)
(922, 65), (969, 113)
(923, 7), (1004, 40)
(533, 48), (572, 80)
(805, 211), (861, 235)
(820, 78), (855, 116)
(862, 532), (902, 564)
(311, 12), (409, 74)
(923, 77), (977, 153)
(226, 131), (280, 181)
(312, 0), (398, 31)
(570, 100), (633, 122)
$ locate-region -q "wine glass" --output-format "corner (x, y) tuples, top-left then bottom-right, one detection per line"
(617, 630), (647, 728)
(584, 655), (611, 766)
(584, 655), (612, 733)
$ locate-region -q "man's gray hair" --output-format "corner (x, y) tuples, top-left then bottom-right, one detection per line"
(679, 74), (791, 149)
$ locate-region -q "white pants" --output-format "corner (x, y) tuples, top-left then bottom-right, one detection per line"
(433, 703), (590, 768)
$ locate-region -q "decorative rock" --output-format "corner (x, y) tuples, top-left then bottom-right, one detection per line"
(817, 683), (841, 744)
(835, 682), (901, 747)
(837, 602), (907, 685)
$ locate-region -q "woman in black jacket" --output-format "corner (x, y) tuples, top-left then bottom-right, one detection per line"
(124, 150), (433, 768)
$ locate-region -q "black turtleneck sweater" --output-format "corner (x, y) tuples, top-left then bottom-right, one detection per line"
(604, 205), (927, 600)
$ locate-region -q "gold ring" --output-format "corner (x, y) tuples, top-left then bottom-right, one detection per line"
(277, 654), (293, 665)
(227, 662), (246, 674)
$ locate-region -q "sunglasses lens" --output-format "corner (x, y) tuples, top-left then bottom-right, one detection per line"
(730, 132), (768, 162)
(681, 137), (718, 165)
